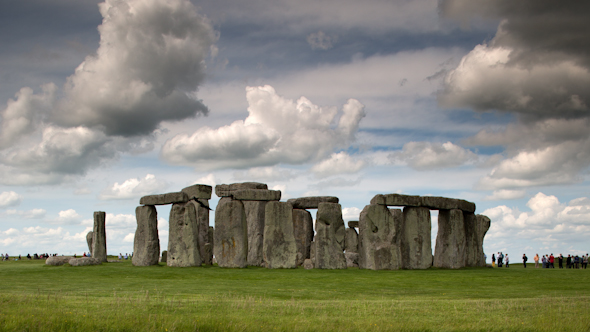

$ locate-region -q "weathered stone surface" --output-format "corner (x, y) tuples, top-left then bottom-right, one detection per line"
(45, 256), (72, 266)
(345, 227), (359, 253)
(69, 257), (101, 266)
(133, 205), (160, 266)
(243, 200), (267, 266)
(205, 226), (214, 265)
(214, 197), (248, 268)
(358, 205), (402, 270)
(140, 192), (188, 205)
(303, 259), (314, 269)
(370, 194), (476, 213)
(286, 196), (339, 209)
(293, 209), (314, 266)
(86, 231), (93, 255)
(232, 189), (281, 201)
(188, 199), (212, 265)
(262, 201), (297, 268)
(464, 213), (490, 267)
(181, 184), (212, 200)
(401, 207), (432, 269)
(345, 252), (359, 268)
(160, 250), (167, 263)
(314, 202), (346, 269)
(215, 182), (268, 197)
(92, 211), (107, 263)
(348, 221), (359, 228)
(310, 241), (316, 264)
(168, 202), (202, 267)
(434, 209), (466, 269)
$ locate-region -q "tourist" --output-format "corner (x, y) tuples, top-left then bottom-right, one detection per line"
(549, 254), (555, 268)
(118, 253), (123, 260)
(534, 254), (539, 268)
(558, 254), (563, 268)
(574, 255), (580, 269)
(522, 254), (528, 268)
(124, 253), (128, 260)
(584, 254), (589, 269)
(542, 255), (547, 268)
(566, 255), (572, 268)
(505, 254), (509, 268)
(492, 253), (496, 267)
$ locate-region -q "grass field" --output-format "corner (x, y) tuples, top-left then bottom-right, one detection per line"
(0, 258), (589, 331)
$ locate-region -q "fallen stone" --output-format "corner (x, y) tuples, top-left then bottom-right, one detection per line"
(214, 197), (248, 268)
(293, 209), (314, 266)
(140, 192), (188, 205)
(45, 256), (72, 266)
(286, 196), (339, 209)
(401, 207), (432, 269)
(69, 257), (102, 266)
(168, 202), (202, 267)
(133, 205), (160, 266)
(263, 201), (297, 268)
(92, 211), (107, 263)
(314, 202), (346, 269)
(303, 258), (314, 270)
(358, 205), (402, 270)
(243, 200), (267, 266)
(345, 227), (359, 253)
(160, 250), (167, 263)
(86, 231), (93, 256)
(370, 194), (475, 213)
(215, 182), (268, 197)
(232, 189), (281, 201)
(188, 199), (212, 265)
(181, 184), (212, 200)
(434, 209), (466, 269)
(345, 252), (359, 268)
(347, 221), (359, 228)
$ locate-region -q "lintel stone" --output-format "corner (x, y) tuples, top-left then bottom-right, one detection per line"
(140, 192), (188, 205)
(286, 196), (339, 209)
(347, 221), (359, 228)
(232, 189), (281, 201)
(370, 194), (475, 213)
(215, 182), (268, 197)
(181, 184), (212, 200)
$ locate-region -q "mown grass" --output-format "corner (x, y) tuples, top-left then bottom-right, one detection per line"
(0, 258), (589, 331)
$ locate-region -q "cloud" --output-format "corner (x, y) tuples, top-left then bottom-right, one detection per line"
(389, 141), (477, 170)
(6, 208), (46, 219)
(99, 174), (168, 200)
(192, 173), (217, 187)
(342, 207), (361, 221)
(306, 31), (337, 50)
(0, 191), (22, 208)
(233, 166), (296, 182)
(311, 152), (365, 178)
(51, 0), (216, 136)
(161, 85), (366, 170)
(483, 189), (526, 201)
(52, 209), (83, 225)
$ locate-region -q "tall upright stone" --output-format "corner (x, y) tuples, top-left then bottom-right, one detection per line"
(464, 213), (490, 267)
(401, 207), (432, 269)
(314, 202), (346, 269)
(293, 209), (314, 266)
(214, 197), (248, 268)
(475, 215), (491, 266)
(358, 204), (402, 270)
(263, 201), (297, 268)
(92, 211), (107, 263)
(345, 227), (358, 253)
(133, 205), (160, 266)
(188, 198), (212, 265)
(203, 226), (215, 265)
(86, 231), (94, 255)
(242, 201), (267, 266)
(168, 202), (202, 267)
(434, 209), (466, 269)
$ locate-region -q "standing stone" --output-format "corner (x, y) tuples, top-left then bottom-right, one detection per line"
(293, 209), (314, 266)
(314, 202), (346, 269)
(358, 204), (402, 270)
(214, 197), (248, 268)
(345, 252), (359, 268)
(401, 207), (432, 269)
(86, 231), (94, 256)
(475, 215), (491, 266)
(188, 199), (212, 265)
(303, 259), (314, 270)
(310, 241), (316, 264)
(168, 202), (202, 267)
(160, 250), (167, 263)
(133, 205), (160, 266)
(434, 209), (466, 269)
(242, 201), (267, 266)
(345, 227), (359, 253)
(263, 201), (297, 268)
(92, 211), (107, 263)
(464, 213), (491, 267)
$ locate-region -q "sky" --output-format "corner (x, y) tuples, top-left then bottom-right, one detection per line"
(1, 0), (589, 260)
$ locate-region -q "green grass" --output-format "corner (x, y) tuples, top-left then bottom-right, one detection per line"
(0, 258), (589, 331)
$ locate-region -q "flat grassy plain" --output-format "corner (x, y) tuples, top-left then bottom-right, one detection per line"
(0, 258), (589, 331)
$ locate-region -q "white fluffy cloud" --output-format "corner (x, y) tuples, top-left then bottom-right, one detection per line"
(6, 208), (46, 219)
(389, 141), (477, 170)
(0, 191), (22, 208)
(483, 189), (526, 201)
(161, 85), (366, 170)
(99, 174), (168, 200)
(311, 152), (365, 178)
(342, 207), (361, 221)
(53, 209), (83, 225)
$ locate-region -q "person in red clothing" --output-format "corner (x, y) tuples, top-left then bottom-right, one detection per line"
(549, 254), (555, 268)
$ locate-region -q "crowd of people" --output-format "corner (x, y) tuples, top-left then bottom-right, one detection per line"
(489, 252), (588, 269)
(1, 253), (58, 261)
